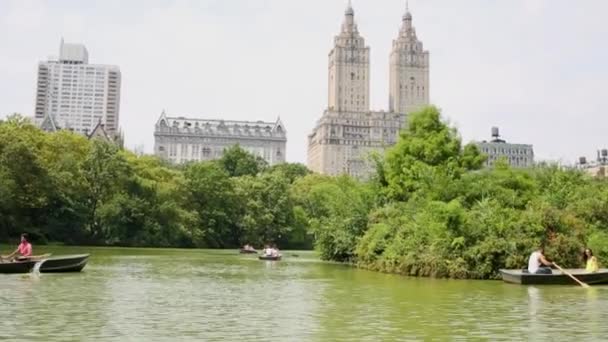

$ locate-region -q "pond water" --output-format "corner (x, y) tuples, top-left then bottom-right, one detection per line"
(1, 246), (607, 341)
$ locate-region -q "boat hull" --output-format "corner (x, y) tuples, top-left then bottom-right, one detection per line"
(0, 260), (37, 274)
(500, 268), (608, 285)
(258, 255), (281, 261)
(239, 249), (257, 254)
(40, 254), (89, 273)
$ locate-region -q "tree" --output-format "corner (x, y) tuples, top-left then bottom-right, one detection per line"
(40, 130), (91, 243)
(384, 106), (484, 201)
(184, 161), (239, 247)
(265, 162), (310, 183)
(292, 174), (374, 261)
(233, 172), (295, 247)
(0, 116), (53, 240)
(81, 140), (130, 241)
(97, 153), (196, 247)
(219, 145), (267, 177)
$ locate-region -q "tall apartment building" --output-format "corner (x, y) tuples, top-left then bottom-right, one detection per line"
(35, 39), (121, 135)
(475, 127), (534, 168)
(154, 111), (287, 165)
(307, 2), (430, 177)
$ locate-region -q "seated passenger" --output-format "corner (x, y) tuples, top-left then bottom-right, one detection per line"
(583, 248), (599, 273)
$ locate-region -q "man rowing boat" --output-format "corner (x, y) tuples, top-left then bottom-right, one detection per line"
(1, 233), (33, 262)
(528, 246), (553, 274)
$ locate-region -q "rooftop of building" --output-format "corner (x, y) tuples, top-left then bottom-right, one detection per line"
(576, 149), (608, 169)
(155, 111), (287, 139)
(476, 127), (533, 147)
(41, 39), (119, 69)
(477, 140), (533, 148)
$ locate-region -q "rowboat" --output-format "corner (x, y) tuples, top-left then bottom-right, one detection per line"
(239, 249), (257, 254)
(258, 255), (282, 261)
(40, 254), (89, 273)
(0, 254), (51, 274)
(0, 254), (89, 274)
(500, 268), (608, 285)
(0, 260), (37, 274)
(22, 253), (52, 261)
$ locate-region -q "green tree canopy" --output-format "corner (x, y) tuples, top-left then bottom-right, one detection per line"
(219, 145), (268, 177)
(384, 106), (485, 201)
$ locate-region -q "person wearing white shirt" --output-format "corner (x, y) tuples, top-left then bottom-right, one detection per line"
(528, 247), (553, 274)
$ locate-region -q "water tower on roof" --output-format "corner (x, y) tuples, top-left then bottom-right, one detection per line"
(598, 149), (608, 164)
(490, 126), (505, 143)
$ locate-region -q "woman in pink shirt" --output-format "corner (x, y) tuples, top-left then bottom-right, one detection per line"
(2, 233), (32, 261)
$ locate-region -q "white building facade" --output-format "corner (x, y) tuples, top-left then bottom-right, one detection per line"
(154, 111), (287, 165)
(308, 3), (429, 177)
(475, 127), (534, 168)
(35, 40), (121, 135)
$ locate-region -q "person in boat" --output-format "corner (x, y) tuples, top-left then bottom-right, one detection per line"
(263, 245), (273, 256)
(583, 248), (599, 273)
(2, 233), (32, 262)
(271, 245), (280, 257)
(528, 247), (553, 274)
(242, 244), (254, 251)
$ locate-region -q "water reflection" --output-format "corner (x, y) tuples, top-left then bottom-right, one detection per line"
(585, 287), (601, 338)
(527, 286), (541, 339)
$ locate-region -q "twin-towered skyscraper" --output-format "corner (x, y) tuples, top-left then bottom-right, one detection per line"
(308, 2), (430, 177)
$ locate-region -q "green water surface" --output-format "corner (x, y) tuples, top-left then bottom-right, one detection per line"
(1, 246), (607, 341)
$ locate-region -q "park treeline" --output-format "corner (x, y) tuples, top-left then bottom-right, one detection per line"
(0, 115), (313, 249)
(3, 107), (608, 278)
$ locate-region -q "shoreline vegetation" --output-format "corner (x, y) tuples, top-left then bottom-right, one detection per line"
(2, 106), (608, 279)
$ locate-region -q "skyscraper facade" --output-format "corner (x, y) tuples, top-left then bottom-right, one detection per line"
(308, 2), (429, 177)
(35, 40), (121, 135)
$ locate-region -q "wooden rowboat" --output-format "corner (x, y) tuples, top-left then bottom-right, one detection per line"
(500, 268), (608, 285)
(239, 249), (257, 254)
(39, 254), (89, 273)
(0, 254), (51, 274)
(21, 253), (52, 261)
(0, 254), (89, 274)
(258, 255), (282, 261)
(0, 260), (37, 274)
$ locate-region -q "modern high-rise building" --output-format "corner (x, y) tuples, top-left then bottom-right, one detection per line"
(154, 111), (287, 165)
(307, 2), (429, 177)
(35, 39), (121, 135)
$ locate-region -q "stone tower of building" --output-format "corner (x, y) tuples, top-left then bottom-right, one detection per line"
(389, 3), (429, 114)
(308, 1), (428, 178)
(328, 1), (370, 113)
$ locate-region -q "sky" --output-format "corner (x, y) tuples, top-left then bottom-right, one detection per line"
(1, 0), (607, 165)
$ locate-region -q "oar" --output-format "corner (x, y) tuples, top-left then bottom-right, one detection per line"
(553, 263), (590, 288)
